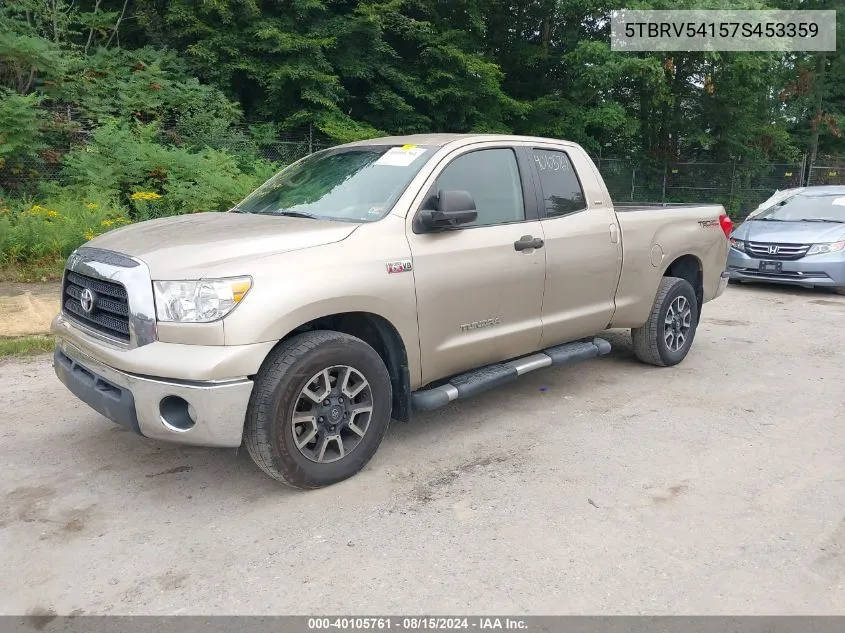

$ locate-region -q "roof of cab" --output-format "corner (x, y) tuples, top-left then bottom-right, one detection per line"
(339, 133), (575, 149)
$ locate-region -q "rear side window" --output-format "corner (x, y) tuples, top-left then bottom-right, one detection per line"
(435, 148), (525, 227)
(532, 149), (587, 218)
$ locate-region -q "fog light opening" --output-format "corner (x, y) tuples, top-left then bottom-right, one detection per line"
(159, 396), (196, 432)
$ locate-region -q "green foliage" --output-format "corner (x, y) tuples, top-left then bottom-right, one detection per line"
(0, 192), (125, 264)
(0, 336), (55, 359)
(0, 88), (47, 192)
(0, 0), (843, 268)
(59, 120), (270, 219)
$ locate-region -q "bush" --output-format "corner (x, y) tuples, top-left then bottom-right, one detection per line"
(60, 120), (275, 220)
(0, 193), (128, 265)
(0, 89), (47, 194)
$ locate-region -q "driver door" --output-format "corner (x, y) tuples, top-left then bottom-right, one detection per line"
(406, 144), (547, 386)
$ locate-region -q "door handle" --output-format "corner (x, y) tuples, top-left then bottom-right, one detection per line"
(514, 235), (544, 252)
(609, 223), (619, 244)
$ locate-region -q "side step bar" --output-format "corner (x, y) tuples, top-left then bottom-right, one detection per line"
(411, 337), (612, 411)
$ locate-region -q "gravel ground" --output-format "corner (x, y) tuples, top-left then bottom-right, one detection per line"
(1, 284), (845, 616)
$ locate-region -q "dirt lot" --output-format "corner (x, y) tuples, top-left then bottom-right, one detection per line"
(0, 282), (61, 338)
(1, 284), (844, 616)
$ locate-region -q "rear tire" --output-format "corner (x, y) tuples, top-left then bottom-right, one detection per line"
(631, 277), (699, 367)
(244, 331), (392, 489)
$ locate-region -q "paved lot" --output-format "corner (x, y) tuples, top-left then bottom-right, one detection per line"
(2, 284), (845, 616)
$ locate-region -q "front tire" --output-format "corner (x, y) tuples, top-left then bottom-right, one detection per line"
(244, 331), (392, 489)
(631, 276), (699, 367)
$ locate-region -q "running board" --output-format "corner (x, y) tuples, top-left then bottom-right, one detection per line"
(410, 337), (612, 411)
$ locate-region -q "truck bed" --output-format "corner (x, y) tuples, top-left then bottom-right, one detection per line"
(614, 202), (725, 212)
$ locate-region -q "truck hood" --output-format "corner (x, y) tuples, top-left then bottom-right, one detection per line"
(86, 212), (361, 278)
(733, 219), (845, 244)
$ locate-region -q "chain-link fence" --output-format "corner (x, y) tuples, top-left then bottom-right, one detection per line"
(807, 163), (845, 186)
(592, 157), (807, 220)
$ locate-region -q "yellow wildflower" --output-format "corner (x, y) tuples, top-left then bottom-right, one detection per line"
(101, 219), (114, 227)
(31, 204), (48, 213)
(84, 229), (96, 241)
(130, 191), (162, 201)
(47, 210), (58, 218)
(86, 203), (99, 209)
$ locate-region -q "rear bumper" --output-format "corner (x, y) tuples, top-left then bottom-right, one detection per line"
(727, 250), (845, 288)
(54, 339), (253, 448)
(713, 270), (730, 299)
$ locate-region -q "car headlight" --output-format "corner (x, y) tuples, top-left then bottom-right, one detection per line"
(153, 277), (252, 323)
(730, 238), (746, 252)
(806, 241), (845, 256)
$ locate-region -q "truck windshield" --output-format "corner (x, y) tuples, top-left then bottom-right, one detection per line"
(754, 191), (845, 223)
(232, 144), (433, 222)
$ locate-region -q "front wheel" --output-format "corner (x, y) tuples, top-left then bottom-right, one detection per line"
(244, 331), (392, 489)
(631, 276), (699, 367)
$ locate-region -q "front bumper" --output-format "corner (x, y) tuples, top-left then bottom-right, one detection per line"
(54, 338), (253, 448)
(727, 249), (845, 289)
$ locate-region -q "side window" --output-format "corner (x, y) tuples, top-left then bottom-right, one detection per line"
(532, 149), (586, 218)
(435, 148), (524, 227)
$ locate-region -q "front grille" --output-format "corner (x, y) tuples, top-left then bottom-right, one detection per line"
(745, 241), (810, 261)
(62, 271), (131, 342)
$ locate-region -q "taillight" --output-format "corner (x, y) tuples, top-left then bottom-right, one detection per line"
(719, 214), (732, 239)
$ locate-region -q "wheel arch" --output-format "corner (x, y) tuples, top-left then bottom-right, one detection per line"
(662, 254), (703, 316)
(260, 311), (412, 423)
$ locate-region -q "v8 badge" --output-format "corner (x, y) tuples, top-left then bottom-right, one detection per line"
(386, 260), (413, 274)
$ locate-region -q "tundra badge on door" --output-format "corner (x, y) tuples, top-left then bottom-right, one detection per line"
(460, 317), (501, 332)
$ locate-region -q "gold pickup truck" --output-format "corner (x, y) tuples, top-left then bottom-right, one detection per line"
(52, 134), (731, 488)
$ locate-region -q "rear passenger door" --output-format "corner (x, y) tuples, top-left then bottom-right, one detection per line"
(406, 144), (546, 386)
(527, 145), (623, 347)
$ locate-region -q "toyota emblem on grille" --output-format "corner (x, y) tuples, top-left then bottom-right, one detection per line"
(767, 245), (780, 254)
(79, 288), (96, 313)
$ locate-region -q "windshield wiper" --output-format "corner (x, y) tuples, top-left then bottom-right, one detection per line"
(794, 218), (845, 223)
(267, 210), (320, 219)
(754, 217), (785, 221)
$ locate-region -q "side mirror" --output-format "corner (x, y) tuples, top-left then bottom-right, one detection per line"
(419, 190), (478, 231)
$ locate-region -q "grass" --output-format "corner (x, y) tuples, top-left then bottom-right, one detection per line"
(0, 258), (66, 283)
(0, 335), (55, 359)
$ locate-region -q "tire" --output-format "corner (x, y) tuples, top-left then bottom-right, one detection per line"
(631, 276), (699, 367)
(244, 331), (392, 489)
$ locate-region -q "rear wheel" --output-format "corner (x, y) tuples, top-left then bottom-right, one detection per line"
(244, 331), (392, 489)
(631, 276), (699, 367)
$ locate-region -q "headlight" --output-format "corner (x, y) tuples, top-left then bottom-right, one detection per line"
(806, 241), (845, 256)
(730, 238), (746, 252)
(153, 277), (252, 323)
